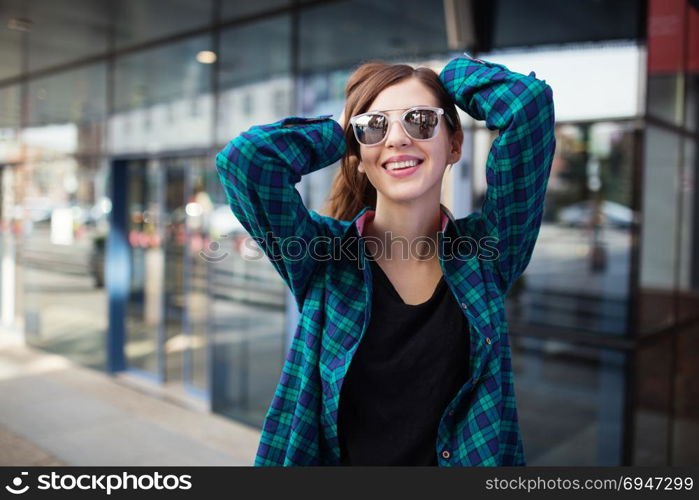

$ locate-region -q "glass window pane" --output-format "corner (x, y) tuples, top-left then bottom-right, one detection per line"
(299, 0), (449, 73)
(514, 337), (627, 465)
(220, 0), (289, 20)
(115, 0), (213, 49)
(216, 15), (292, 143)
(647, 74), (683, 125)
(27, 64), (107, 134)
(480, 45), (643, 122)
(673, 327), (699, 465)
(124, 155), (212, 390)
(678, 136), (698, 323)
(218, 17), (291, 89)
(25, 0), (110, 72)
(686, 73), (699, 133)
(0, 29), (23, 80)
(22, 157), (110, 370)
(0, 85), (22, 162)
(213, 15), (292, 427)
(639, 125), (681, 334)
(495, 122), (636, 335)
(125, 159), (161, 375)
(493, 0), (643, 49)
(634, 334), (673, 465)
(20, 64), (109, 369)
(111, 35), (213, 154)
(187, 158), (218, 392)
(0, 85), (21, 129)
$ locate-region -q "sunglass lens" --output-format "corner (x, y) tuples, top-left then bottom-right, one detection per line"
(354, 114), (387, 145)
(403, 109), (439, 139)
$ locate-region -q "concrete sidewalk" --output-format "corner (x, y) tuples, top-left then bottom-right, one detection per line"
(0, 336), (261, 466)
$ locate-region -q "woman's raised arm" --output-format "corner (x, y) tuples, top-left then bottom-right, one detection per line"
(215, 115), (346, 311)
(439, 54), (556, 295)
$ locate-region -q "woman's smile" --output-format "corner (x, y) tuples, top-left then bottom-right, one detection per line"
(381, 154), (425, 178)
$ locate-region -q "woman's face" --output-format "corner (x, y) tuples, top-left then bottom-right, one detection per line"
(357, 77), (461, 205)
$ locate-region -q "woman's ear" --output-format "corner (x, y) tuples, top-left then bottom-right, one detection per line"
(447, 129), (464, 165)
(358, 162), (365, 173)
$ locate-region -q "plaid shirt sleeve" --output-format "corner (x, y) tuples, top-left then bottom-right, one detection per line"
(215, 115), (346, 311)
(439, 54), (556, 295)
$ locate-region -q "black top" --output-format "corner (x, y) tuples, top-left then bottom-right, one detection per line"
(337, 256), (470, 466)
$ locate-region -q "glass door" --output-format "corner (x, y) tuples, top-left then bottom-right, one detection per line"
(125, 159), (162, 378)
(123, 156), (210, 397)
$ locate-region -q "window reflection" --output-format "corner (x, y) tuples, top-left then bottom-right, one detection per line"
(221, 0), (289, 21)
(673, 327), (699, 465)
(212, 14), (292, 426)
(125, 160), (160, 375)
(0, 86), (22, 158)
(216, 16), (292, 143)
(124, 157), (214, 392)
(22, 156), (110, 369)
(114, 0), (213, 49)
(26, 0), (109, 73)
(21, 65), (109, 369)
(299, 0), (449, 73)
(493, 122), (635, 335)
(208, 160), (287, 426)
(678, 137), (699, 324)
(0, 30), (22, 80)
(515, 336), (626, 465)
(647, 74), (683, 126)
(639, 125), (681, 334)
(111, 35), (213, 154)
(633, 335), (673, 465)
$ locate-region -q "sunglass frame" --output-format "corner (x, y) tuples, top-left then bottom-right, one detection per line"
(349, 106), (450, 146)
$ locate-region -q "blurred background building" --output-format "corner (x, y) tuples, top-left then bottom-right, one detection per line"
(0, 0), (696, 466)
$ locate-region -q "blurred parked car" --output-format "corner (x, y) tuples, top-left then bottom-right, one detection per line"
(557, 200), (633, 228)
(24, 197), (54, 223)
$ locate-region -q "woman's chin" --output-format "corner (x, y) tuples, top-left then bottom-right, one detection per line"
(375, 188), (428, 204)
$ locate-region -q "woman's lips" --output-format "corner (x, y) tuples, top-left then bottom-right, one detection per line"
(382, 159), (424, 178)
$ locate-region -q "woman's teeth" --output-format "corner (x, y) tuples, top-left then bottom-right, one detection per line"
(385, 159), (421, 171)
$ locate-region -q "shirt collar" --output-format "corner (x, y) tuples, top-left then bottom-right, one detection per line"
(342, 203), (456, 239)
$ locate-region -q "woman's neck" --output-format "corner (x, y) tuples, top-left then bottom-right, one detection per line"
(363, 198), (442, 263)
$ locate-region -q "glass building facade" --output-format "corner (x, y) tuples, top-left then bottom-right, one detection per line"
(0, 0), (696, 465)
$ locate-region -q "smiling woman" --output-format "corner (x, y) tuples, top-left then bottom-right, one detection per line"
(325, 63), (462, 222)
(215, 53), (556, 466)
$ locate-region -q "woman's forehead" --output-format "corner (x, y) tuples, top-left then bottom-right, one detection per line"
(367, 78), (439, 112)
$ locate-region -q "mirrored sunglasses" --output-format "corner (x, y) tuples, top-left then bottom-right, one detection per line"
(349, 106), (452, 146)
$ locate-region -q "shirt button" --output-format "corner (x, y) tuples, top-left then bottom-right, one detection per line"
(460, 302), (468, 309)
(485, 337), (491, 344)
(448, 409), (455, 416)
(441, 450), (451, 459)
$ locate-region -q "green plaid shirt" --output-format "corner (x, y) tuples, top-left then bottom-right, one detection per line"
(216, 54), (556, 466)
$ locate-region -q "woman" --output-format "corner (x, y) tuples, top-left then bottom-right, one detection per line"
(215, 53), (556, 466)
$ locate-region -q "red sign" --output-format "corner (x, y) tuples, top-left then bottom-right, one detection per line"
(648, 0), (699, 74)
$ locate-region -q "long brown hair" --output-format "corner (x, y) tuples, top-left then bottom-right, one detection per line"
(321, 61), (461, 221)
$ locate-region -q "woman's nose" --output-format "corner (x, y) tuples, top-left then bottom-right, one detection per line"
(384, 119), (411, 148)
